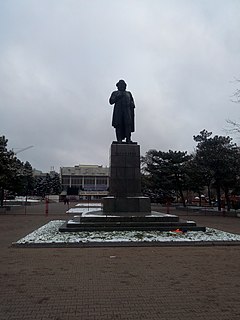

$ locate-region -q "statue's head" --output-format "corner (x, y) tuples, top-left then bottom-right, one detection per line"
(116, 80), (127, 91)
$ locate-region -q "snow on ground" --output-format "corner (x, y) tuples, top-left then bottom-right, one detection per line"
(13, 220), (240, 245)
(6, 197), (41, 203)
(75, 203), (102, 207)
(66, 207), (102, 214)
(66, 203), (102, 214)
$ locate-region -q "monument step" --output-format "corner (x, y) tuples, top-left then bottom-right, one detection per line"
(67, 221), (196, 228)
(59, 212), (206, 233)
(80, 215), (179, 223)
(59, 222), (206, 232)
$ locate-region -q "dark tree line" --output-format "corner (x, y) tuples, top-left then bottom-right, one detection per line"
(0, 136), (34, 206)
(141, 130), (240, 211)
(0, 135), (61, 206)
(33, 172), (61, 198)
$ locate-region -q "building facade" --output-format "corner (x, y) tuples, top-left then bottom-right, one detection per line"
(60, 164), (109, 200)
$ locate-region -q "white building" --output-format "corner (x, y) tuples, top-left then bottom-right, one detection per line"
(60, 164), (109, 200)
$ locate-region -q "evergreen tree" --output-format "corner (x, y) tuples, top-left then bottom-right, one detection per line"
(193, 130), (240, 211)
(142, 149), (191, 206)
(0, 136), (34, 205)
(0, 136), (15, 205)
(50, 172), (61, 194)
(21, 161), (34, 197)
(33, 172), (61, 197)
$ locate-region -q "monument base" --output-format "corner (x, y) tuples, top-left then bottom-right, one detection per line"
(59, 211), (206, 232)
(103, 196), (151, 214)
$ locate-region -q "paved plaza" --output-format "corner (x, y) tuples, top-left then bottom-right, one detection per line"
(0, 202), (240, 320)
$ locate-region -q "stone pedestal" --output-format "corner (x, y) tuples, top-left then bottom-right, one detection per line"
(109, 142), (141, 197)
(103, 196), (151, 213)
(103, 142), (151, 213)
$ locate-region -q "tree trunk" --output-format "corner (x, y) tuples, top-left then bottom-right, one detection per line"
(198, 191), (202, 206)
(179, 191), (186, 207)
(207, 184), (212, 206)
(224, 188), (231, 211)
(0, 187), (4, 207)
(216, 184), (221, 212)
(178, 184), (186, 207)
(175, 175), (186, 207)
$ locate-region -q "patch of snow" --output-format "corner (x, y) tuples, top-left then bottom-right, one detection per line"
(81, 212), (119, 218)
(66, 203), (102, 214)
(13, 220), (240, 245)
(67, 219), (80, 224)
(6, 197), (41, 203)
(66, 208), (100, 214)
(66, 208), (83, 214)
(146, 213), (176, 217)
(75, 203), (102, 207)
(127, 196), (149, 199)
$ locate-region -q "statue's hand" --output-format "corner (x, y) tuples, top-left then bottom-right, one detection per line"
(116, 92), (124, 100)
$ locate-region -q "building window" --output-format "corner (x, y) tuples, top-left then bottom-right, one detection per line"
(96, 177), (107, 185)
(84, 178), (95, 185)
(62, 177), (70, 184)
(71, 177), (82, 185)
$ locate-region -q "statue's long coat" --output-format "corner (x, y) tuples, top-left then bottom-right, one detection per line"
(109, 90), (135, 132)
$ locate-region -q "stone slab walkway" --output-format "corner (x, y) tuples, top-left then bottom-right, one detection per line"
(0, 203), (240, 319)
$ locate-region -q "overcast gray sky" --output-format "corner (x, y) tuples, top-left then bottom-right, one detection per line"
(1, 0), (240, 172)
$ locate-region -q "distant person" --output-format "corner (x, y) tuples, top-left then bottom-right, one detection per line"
(109, 80), (135, 143)
(66, 197), (69, 206)
(64, 197), (69, 205)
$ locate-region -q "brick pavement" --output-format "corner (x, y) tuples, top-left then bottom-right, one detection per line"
(0, 203), (240, 320)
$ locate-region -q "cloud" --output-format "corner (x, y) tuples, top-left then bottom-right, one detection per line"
(1, 0), (240, 171)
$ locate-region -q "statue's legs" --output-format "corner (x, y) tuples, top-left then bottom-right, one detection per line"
(115, 127), (123, 143)
(115, 113), (132, 143)
(125, 126), (131, 143)
(115, 126), (131, 143)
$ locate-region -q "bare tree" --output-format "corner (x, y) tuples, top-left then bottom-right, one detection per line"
(225, 78), (240, 134)
(231, 78), (240, 103)
(226, 119), (240, 134)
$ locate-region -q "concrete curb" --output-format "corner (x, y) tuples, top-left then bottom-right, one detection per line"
(11, 240), (240, 248)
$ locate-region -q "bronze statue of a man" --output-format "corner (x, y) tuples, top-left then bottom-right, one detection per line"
(109, 80), (135, 143)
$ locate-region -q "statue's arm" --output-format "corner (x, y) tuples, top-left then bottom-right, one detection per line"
(109, 91), (122, 105)
(130, 92), (135, 108)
